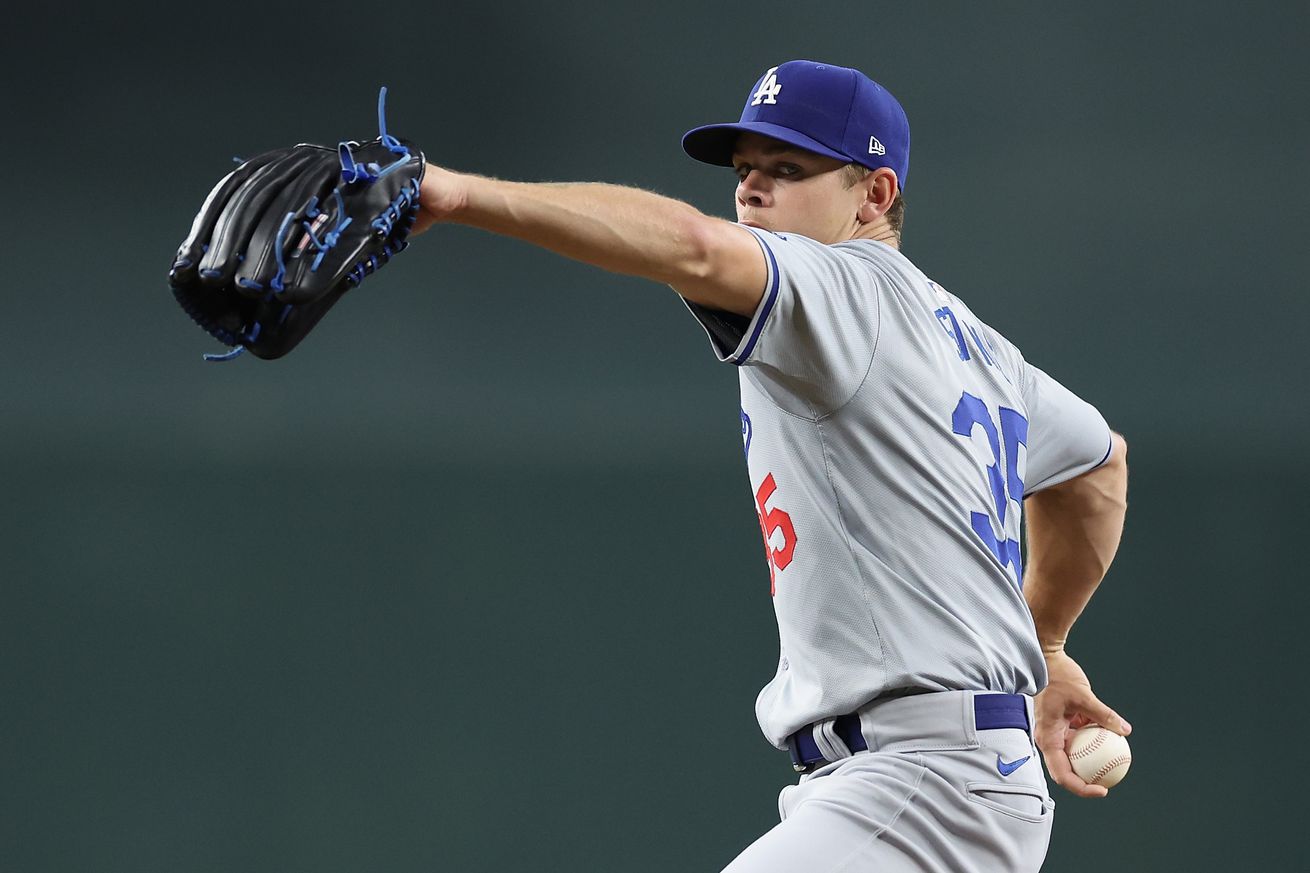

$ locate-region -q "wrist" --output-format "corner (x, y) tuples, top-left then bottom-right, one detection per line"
(420, 164), (472, 224)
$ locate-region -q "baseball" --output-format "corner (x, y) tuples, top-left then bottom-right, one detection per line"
(1068, 726), (1132, 788)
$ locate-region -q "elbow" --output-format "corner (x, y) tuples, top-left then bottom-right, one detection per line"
(1108, 431), (1128, 470)
(1104, 430), (1129, 508)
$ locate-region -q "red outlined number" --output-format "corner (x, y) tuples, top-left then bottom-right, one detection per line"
(754, 473), (797, 595)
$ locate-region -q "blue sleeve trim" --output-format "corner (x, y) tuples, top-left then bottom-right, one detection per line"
(1022, 429), (1116, 497)
(1092, 431), (1114, 469)
(733, 233), (780, 366)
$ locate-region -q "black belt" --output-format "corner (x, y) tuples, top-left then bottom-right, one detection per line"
(786, 692), (1030, 772)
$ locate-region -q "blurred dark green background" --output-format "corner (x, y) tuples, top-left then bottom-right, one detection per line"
(3, 1), (1306, 870)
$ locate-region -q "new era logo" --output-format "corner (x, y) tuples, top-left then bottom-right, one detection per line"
(868, 136), (886, 156)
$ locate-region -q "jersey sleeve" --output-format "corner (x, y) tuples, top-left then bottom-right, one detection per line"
(682, 227), (879, 415)
(1021, 361), (1115, 494)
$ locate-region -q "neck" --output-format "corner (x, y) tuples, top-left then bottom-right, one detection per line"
(848, 219), (899, 249)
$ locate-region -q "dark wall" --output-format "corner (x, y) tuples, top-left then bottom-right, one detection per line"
(4, 2), (1306, 870)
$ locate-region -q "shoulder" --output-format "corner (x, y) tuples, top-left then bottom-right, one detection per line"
(755, 233), (907, 289)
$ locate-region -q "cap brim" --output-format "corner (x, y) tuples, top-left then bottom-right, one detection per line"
(681, 121), (850, 167)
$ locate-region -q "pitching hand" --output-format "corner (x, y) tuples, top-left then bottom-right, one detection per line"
(1034, 649), (1131, 798)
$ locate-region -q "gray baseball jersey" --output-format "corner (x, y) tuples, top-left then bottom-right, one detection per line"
(686, 227), (1113, 748)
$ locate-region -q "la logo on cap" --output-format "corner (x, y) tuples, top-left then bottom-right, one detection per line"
(752, 67), (782, 106)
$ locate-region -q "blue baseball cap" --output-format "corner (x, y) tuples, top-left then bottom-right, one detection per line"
(682, 60), (910, 190)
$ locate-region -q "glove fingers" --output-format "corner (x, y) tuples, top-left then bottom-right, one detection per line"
(232, 154), (341, 298)
(168, 147), (290, 288)
(197, 146), (329, 290)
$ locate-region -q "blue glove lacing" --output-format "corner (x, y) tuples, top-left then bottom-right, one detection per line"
(201, 86), (414, 362)
(337, 87), (412, 184)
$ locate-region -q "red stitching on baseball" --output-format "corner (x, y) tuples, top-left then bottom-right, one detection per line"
(1091, 754), (1130, 784)
(1069, 729), (1110, 761)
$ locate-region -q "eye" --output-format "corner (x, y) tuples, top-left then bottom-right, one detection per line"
(734, 165), (751, 181)
(776, 163), (801, 177)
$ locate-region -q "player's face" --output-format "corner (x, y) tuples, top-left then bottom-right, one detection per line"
(731, 133), (863, 243)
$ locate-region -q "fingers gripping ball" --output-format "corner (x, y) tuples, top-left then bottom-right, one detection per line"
(1069, 725), (1132, 789)
(167, 87), (426, 360)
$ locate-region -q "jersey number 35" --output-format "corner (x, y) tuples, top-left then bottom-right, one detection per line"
(952, 392), (1029, 587)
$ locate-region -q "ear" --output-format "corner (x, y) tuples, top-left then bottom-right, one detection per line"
(856, 168), (899, 224)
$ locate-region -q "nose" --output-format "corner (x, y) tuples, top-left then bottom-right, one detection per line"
(736, 169), (773, 209)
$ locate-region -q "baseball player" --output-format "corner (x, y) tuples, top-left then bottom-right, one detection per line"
(412, 60), (1131, 872)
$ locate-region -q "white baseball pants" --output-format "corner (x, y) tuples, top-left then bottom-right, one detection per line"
(721, 691), (1055, 873)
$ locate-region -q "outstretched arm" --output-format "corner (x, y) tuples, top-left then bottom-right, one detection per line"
(413, 164), (767, 317)
(1024, 431), (1131, 797)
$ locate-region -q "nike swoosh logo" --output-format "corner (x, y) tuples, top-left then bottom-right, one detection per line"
(996, 754), (1031, 776)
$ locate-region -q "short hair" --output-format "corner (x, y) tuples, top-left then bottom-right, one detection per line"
(841, 163), (905, 242)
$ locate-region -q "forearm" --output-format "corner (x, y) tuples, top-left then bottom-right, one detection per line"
(1023, 433), (1129, 654)
(422, 166), (714, 286)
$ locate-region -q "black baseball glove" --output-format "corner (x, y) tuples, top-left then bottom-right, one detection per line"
(168, 88), (425, 360)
